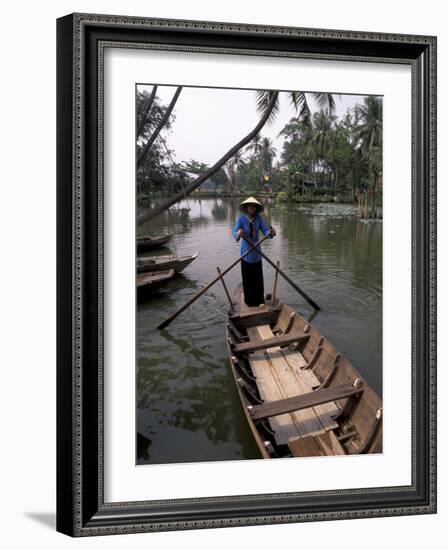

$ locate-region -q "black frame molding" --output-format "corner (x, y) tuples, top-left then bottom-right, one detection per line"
(57, 13), (437, 536)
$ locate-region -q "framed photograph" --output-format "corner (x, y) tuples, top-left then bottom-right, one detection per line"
(56, 13), (437, 536)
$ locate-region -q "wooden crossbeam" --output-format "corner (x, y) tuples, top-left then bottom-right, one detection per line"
(230, 308), (280, 324)
(288, 430), (346, 457)
(249, 383), (363, 421)
(233, 332), (309, 354)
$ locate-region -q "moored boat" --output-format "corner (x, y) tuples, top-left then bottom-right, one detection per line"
(137, 269), (175, 300)
(137, 252), (199, 274)
(226, 285), (382, 459)
(137, 233), (173, 252)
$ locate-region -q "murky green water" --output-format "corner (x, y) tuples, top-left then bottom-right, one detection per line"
(136, 198), (382, 464)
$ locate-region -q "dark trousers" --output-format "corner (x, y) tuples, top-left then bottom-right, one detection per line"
(241, 260), (264, 307)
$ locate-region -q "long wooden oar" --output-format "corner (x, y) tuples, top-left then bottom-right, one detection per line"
(242, 235), (320, 311)
(157, 234), (271, 330)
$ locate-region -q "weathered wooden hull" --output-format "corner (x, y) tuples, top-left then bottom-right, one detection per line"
(136, 233), (173, 252)
(226, 285), (382, 459)
(137, 252), (199, 275)
(226, 332), (270, 459)
(137, 269), (175, 300)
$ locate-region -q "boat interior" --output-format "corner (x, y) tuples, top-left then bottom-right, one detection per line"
(226, 285), (382, 459)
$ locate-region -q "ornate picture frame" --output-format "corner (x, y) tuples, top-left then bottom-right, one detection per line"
(56, 13), (437, 536)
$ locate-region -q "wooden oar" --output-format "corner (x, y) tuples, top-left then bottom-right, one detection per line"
(271, 260), (280, 305)
(157, 234), (271, 330)
(242, 235), (321, 311)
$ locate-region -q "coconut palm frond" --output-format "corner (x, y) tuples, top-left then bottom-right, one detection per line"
(255, 90), (280, 125)
(277, 118), (299, 138)
(312, 92), (336, 116)
(289, 92), (312, 124)
(245, 132), (262, 157)
(355, 96), (383, 156)
(287, 91), (301, 111)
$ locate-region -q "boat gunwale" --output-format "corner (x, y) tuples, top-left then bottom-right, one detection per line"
(225, 328), (271, 459)
(136, 252), (199, 274)
(226, 286), (383, 458)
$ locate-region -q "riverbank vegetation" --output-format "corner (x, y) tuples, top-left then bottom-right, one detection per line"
(136, 87), (382, 221)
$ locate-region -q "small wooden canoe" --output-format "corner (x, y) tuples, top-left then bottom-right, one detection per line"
(137, 233), (173, 252)
(226, 285), (382, 459)
(137, 269), (175, 299)
(137, 252), (199, 274)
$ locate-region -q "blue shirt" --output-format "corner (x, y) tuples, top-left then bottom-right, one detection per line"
(232, 214), (272, 263)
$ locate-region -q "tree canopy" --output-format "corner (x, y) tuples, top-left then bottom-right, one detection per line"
(135, 87), (382, 217)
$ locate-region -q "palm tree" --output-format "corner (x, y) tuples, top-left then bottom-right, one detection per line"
(137, 86), (183, 168)
(223, 150), (245, 196)
(257, 90), (335, 189)
(356, 96), (383, 217)
(137, 91), (280, 224)
(224, 158), (239, 196)
(259, 137), (277, 174)
(256, 90), (336, 126)
(136, 85), (158, 139)
(309, 111), (335, 187)
(311, 112), (333, 156)
(138, 89), (335, 225)
(278, 116), (313, 143)
(246, 133), (262, 161)
(356, 96), (382, 154)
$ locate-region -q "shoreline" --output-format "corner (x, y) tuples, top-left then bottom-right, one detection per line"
(138, 194), (382, 219)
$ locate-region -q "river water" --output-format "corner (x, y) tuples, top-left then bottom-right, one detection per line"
(136, 198), (382, 464)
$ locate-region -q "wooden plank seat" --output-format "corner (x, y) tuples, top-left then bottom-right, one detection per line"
(245, 324), (338, 442)
(232, 332), (309, 354)
(229, 309), (280, 328)
(288, 430), (346, 457)
(246, 325), (323, 442)
(226, 286), (383, 457)
(280, 347), (339, 428)
(248, 383), (364, 421)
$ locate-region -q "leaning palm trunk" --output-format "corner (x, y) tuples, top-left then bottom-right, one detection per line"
(136, 85), (158, 139)
(225, 158), (240, 196)
(228, 173), (237, 196)
(137, 86), (182, 168)
(137, 91), (279, 226)
(229, 170), (239, 196)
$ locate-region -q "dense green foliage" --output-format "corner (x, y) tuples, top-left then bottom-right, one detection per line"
(276, 98), (382, 210)
(136, 87), (382, 216)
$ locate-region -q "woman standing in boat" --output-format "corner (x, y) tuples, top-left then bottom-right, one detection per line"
(232, 197), (276, 307)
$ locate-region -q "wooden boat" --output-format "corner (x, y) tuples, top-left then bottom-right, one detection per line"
(137, 252), (199, 274)
(137, 233), (173, 252)
(226, 285), (382, 459)
(137, 269), (175, 299)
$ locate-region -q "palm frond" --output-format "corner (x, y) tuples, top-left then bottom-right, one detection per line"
(288, 92), (312, 124)
(312, 92), (336, 116)
(255, 90), (280, 125)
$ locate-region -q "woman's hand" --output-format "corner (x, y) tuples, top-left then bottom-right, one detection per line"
(269, 226), (276, 237)
(237, 228), (245, 239)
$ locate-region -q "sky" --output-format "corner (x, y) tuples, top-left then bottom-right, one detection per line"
(137, 84), (371, 166)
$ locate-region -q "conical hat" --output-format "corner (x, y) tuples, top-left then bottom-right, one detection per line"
(239, 196), (264, 213)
